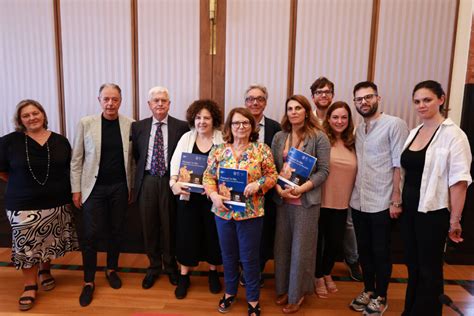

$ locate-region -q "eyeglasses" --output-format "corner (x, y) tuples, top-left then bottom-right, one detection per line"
(353, 93), (377, 104)
(231, 121), (251, 128)
(314, 90), (333, 96)
(245, 96), (266, 104)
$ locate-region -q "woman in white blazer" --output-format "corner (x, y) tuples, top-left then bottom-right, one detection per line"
(399, 80), (472, 316)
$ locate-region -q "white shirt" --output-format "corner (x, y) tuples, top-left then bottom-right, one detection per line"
(257, 117), (265, 143)
(400, 118), (472, 213)
(350, 113), (409, 213)
(145, 115), (169, 170)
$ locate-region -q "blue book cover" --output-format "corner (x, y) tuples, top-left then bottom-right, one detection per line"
(277, 147), (317, 188)
(177, 152), (208, 194)
(218, 168), (248, 214)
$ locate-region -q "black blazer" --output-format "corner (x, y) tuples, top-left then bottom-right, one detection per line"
(264, 116), (281, 148)
(131, 115), (189, 202)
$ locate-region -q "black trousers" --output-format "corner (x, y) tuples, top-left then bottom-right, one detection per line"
(315, 208), (348, 278)
(138, 174), (177, 275)
(81, 182), (128, 283)
(400, 207), (449, 316)
(352, 209), (392, 298)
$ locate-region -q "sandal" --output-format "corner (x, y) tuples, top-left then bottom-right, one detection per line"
(38, 269), (56, 291)
(315, 277), (328, 298)
(19, 284), (38, 311)
(324, 275), (338, 293)
(248, 302), (261, 316)
(218, 294), (236, 313)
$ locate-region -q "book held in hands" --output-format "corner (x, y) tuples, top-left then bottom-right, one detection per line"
(177, 152), (208, 196)
(277, 147), (317, 188)
(218, 168), (248, 214)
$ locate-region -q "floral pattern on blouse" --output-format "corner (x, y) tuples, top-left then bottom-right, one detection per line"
(203, 142), (277, 220)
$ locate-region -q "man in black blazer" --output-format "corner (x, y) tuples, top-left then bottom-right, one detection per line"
(244, 84), (281, 286)
(131, 86), (189, 289)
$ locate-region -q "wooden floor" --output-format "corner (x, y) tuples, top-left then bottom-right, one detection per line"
(0, 248), (472, 316)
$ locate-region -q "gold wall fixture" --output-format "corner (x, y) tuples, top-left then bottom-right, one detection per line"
(209, 0), (217, 55)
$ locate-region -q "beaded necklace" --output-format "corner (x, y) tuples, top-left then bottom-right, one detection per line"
(25, 134), (50, 186)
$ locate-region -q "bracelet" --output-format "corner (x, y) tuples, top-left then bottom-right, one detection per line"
(450, 214), (462, 224)
(390, 201), (402, 208)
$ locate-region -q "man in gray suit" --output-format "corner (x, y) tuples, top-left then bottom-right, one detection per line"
(131, 86), (189, 289)
(71, 83), (134, 307)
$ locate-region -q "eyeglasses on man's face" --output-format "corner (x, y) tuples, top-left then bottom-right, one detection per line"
(245, 96), (266, 104)
(353, 93), (377, 104)
(231, 121), (251, 128)
(314, 89), (333, 97)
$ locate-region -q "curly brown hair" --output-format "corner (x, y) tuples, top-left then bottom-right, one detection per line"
(281, 95), (323, 138)
(185, 99), (223, 129)
(222, 107), (259, 143)
(323, 101), (355, 149)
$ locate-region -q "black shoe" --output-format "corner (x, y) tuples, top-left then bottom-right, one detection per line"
(208, 270), (222, 294)
(79, 284), (94, 307)
(175, 274), (190, 299)
(105, 270), (122, 289)
(168, 272), (178, 286)
(344, 259), (363, 282)
(247, 302), (261, 316)
(218, 294), (236, 313)
(19, 284), (38, 311)
(142, 271), (158, 289)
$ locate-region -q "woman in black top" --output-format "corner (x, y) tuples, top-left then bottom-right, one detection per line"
(400, 81), (471, 316)
(0, 100), (78, 311)
(168, 100), (224, 299)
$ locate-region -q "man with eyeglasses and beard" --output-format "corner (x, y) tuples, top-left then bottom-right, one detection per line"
(349, 81), (408, 316)
(310, 76), (334, 124)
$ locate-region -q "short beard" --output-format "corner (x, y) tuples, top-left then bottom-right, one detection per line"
(356, 102), (378, 118)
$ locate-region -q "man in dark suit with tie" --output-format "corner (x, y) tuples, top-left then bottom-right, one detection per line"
(244, 84), (281, 287)
(131, 86), (189, 289)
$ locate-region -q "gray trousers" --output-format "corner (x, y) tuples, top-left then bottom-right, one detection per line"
(274, 203), (320, 304)
(344, 208), (359, 263)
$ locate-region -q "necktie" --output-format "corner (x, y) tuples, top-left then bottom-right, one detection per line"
(150, 122), (166, 176)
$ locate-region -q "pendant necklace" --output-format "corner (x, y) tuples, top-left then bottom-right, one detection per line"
(25, 134), (50, 186)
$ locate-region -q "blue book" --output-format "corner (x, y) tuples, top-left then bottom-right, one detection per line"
(177, 152), (208, 194)
(277, 147), (317, 188)
(218, 168), (248, 214)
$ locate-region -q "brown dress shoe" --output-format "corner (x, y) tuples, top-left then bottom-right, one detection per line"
(282, 297), (304, 314)
(275, 293), (288, 306)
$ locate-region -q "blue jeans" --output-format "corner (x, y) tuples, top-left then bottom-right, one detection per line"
(215, 216), (263, 302)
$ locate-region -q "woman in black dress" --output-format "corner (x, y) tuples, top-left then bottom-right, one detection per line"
(0, 99), (78, 311)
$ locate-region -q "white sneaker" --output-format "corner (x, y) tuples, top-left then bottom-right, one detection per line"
(349, 290), (372, 312)
(363, 296), (388, 315)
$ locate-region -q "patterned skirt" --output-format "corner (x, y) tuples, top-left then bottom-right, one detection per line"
(6, 204), (79, 269)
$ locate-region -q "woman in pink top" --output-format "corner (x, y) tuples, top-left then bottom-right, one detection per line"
(314, 101), (357, 297)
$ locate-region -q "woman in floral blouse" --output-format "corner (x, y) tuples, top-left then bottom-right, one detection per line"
(203, 107), (277, 316)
